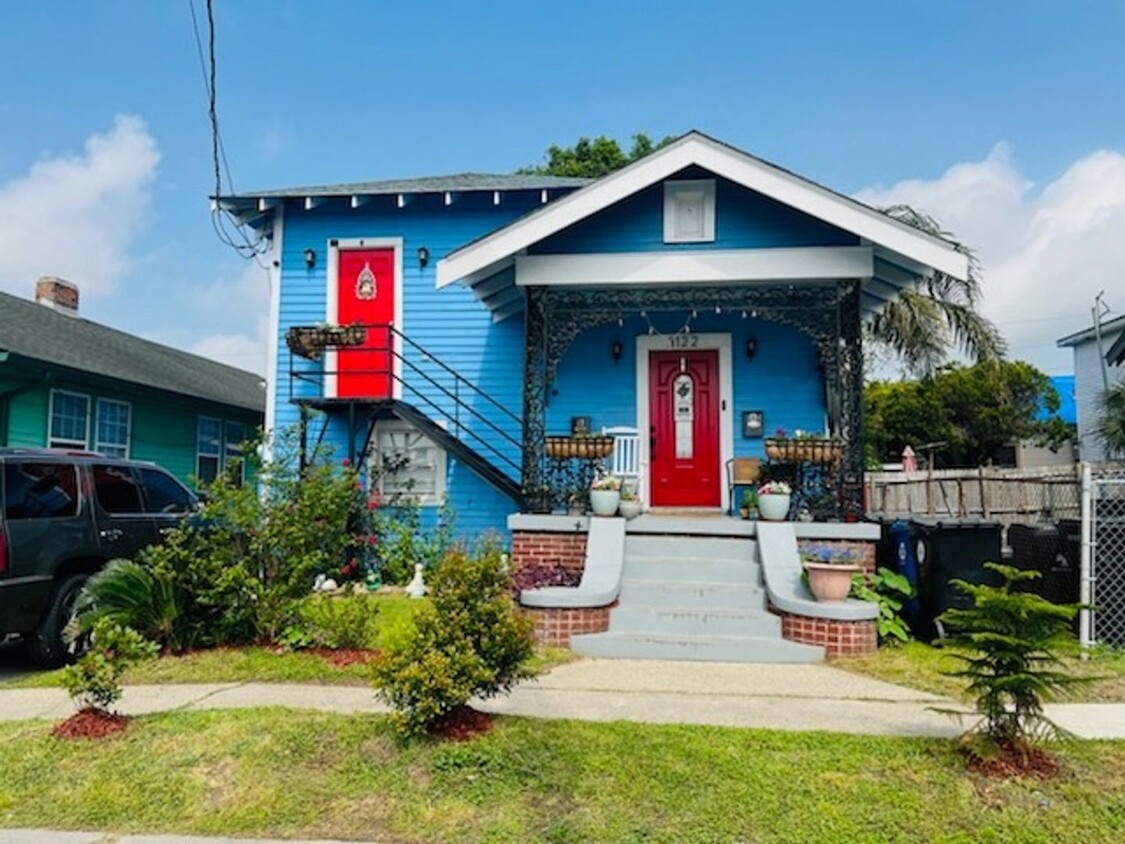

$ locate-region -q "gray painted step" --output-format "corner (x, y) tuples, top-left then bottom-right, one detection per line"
(622, 555), (760, 584)
(609, 605), (782, 637)
(570, 631), (825, 663)
(619, 578), (764, 610)
(625, 535), (753, 563)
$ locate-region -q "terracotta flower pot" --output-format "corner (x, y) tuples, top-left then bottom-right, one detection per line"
(804, 562), (861, 603)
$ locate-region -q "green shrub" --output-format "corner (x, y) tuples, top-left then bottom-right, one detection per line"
(850, 567), (914, 645)
(62, 619), (158, 711)
(297, 593), (383, 650)
(937, 562), (1090, 759)
(74, 559), (186, 652)
(372, 542), (536, 737)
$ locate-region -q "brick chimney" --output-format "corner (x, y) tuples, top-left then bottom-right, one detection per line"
(35, 277), (79, 313)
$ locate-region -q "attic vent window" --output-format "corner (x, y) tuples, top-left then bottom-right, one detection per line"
(663, 179), (715, 243)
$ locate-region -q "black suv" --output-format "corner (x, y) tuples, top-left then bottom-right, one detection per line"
(0, 449), (197, 667)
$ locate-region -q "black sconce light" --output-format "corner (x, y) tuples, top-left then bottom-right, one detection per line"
(610, 339), (623, 363)
(303, 248), (317, 269)
(745, 336), (758, 360)
(417, 246), (430, 269)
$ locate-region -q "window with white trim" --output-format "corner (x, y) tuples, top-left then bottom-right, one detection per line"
(95, 399), (131, 457)
(48, 390), (90, 449)
(371, 423), (446, 504)
(196, 416), (222, 485)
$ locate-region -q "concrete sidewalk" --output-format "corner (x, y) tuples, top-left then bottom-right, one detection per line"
(2, 658), (1123, 738)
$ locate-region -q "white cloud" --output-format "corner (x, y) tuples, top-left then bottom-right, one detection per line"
(0, 115), (159, 297)
(187, 261), (271, 375)
(855, 145), (1125, 374)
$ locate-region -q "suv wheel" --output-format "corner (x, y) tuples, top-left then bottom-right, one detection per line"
(26, 574), (89, 669)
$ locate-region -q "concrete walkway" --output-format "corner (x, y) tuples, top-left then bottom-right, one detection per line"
(2, 658), (1123, 739)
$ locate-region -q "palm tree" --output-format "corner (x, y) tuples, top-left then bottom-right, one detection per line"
(1097, 382), (1125, 458)
(867, 205), (1007, 376)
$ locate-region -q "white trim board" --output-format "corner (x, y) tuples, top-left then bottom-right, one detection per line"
(515, 247), (872, 287)
(263, 205), (284, 459)
(325, 237), (404, 400)
(635, 333), (734, 511)
(436, 132), (968, 289)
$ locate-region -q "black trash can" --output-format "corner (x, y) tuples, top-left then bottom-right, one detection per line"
(1008, 522), (1081, 607)
(910, 517), (1004, 640)
(876, 518), (925, 636)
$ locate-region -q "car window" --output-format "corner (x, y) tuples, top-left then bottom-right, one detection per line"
(135, 466), (195, 514)
(92, 464), (144, 514)
(3, 462), (80, 519)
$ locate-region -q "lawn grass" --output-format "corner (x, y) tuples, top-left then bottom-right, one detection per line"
(0, 708), (1121, 843)
(835, 641), (1125, 703)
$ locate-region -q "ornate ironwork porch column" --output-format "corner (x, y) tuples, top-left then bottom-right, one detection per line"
(521, 286), (549, 508)
(837, 279), (864, 518)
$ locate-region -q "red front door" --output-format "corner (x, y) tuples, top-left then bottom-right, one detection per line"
(649, 349), (721, 507)
(335, 247), (396, 398)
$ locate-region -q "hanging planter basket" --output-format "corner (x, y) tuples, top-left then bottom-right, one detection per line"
(544, 435), (615, 460)
(764, 437), (843, 464)
(285, 324), (367, 360)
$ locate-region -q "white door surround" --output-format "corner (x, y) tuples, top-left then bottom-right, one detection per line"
(635, 333), (734, 512)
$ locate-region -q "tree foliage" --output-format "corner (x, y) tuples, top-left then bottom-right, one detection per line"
(519, 133), (676, 178)
(867, 206), (1006, 376)
(1097, 382), (1125, 458)
(865, 360), (1072, 467)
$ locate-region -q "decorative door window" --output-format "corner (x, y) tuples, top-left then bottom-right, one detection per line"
(354, 262), (377, 300)
(673, 373), (694, 459)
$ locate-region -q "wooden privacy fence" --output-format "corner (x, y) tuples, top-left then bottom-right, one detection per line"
(865, 465), (1081, 526)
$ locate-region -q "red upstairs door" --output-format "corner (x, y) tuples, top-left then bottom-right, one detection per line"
(335, 247), (396, 398)
(649, 349), (721, 507)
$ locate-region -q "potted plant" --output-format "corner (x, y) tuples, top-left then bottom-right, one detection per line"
(756, 480), (791, 521)
(764, 428), (843, 464)
(589, 474), (622, 517)
(739, 488), (758, 520)
(285, 323), (367, 360)
(617, 487), (642, 519)
(800, 545), (861, 603)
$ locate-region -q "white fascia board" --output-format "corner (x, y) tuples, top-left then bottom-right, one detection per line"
(436, 134), (968, 288)
(514, 247), (873, 287)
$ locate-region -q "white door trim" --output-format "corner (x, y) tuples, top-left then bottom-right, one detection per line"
(636, 333), (733, 510)
(325, 237), (404, 399)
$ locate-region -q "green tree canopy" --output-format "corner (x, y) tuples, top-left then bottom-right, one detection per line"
(518, 133), (676, 178)
(1097, 382), (1125, 458)
(865, 360), (1072, 468)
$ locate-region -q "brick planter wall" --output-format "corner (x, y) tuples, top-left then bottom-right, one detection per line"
(523, 604), (615, 648)
(511, 531), (587, 581)
(773, 609), (878, 657)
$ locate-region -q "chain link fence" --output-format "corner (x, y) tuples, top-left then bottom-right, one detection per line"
(1090, 468), (1125, 648)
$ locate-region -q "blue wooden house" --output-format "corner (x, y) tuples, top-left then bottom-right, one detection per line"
(223, 132), (966, 532)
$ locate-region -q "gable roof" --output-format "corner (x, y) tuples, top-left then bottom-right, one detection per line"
(0, 291), (264, 413)
(436, 131), (970, 294)
(1056, 313), (1125, 348)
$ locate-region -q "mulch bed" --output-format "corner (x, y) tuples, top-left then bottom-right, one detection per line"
(52, 708), (129, 740)
(307, 647), (381, 668)
(428, 705), (494, 741)
(963, 740), (1060, 779)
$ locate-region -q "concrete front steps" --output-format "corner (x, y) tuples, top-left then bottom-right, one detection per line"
(570, 534), (824, 663)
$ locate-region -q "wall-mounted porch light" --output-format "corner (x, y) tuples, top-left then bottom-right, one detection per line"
(303, 248), (317, 269)
(745, 336), (758, 360)
(417, 246), (430, 269)
(610, 339), (623, 363)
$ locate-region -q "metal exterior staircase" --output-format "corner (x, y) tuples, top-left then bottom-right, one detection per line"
(571, 534), (824, 663)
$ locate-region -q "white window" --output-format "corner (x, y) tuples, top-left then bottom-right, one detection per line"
(196, 417), (222, 485)
(225, 420), (247, 484)
(48, 390), (90, 449)
(371, 423), (446, 504)
(95, 399), (131, 457)
(663, 179), (716, 243)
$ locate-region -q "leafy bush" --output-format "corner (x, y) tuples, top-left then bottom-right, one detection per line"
(74, 559), (186, 652)
(296, 593), (383, 650)
(372, 542), (536, 737)
(850, 567), (914, 645)
(62, 619), (158, 711)
(936, 563), (1090, 759)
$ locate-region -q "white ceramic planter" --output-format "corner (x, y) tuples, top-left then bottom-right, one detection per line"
(589, 489), (621, 517)
(617, 499), (642, 519)
(757, 493), (791, 521)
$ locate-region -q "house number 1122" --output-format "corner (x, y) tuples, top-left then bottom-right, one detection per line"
(667, 334), (699, 349)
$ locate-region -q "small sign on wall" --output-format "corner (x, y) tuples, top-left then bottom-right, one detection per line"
(570, 416), (591, 436)
(742, 410), (764, 438)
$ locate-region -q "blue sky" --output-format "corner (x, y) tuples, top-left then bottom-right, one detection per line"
(2, 0), (1123, 376)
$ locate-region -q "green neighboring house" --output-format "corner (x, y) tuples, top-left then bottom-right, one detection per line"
(0, 281), (264, 487)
